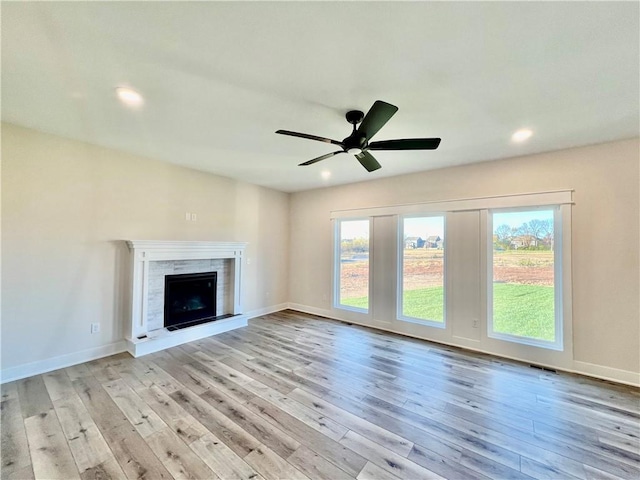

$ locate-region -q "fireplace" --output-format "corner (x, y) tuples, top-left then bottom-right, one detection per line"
(126, 240), (247, 357)
(164, 271), (217, 331)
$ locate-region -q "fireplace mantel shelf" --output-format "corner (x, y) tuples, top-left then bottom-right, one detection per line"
(125, 240), (248, 357)
(127, 240), (248, 260)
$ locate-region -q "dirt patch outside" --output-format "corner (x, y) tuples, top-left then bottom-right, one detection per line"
(340, 249), (554, 298)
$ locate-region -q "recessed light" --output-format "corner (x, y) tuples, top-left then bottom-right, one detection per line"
(511, 128), (533, 143)
(115, 86), (143, 107)
(321, 170), (331, 180)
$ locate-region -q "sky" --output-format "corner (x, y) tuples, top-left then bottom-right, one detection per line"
(340, 216), (445, 239)
(492, 209), (554, 232)
(404, 216), (444, 238)
(340, 219), (369, 239)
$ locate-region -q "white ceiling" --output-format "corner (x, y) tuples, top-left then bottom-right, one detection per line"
(2, 2), (638, 192)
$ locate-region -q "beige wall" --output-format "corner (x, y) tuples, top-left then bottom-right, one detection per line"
(1, 123), (289, 371)
(289, 139), (640, 380)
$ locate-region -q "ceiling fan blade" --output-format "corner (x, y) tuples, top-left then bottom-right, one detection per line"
(357, 100), (399, 141)
(276, 130), (342, 146)
(355, 151), (382, 172)
(299, 150), (345, 166)
(368, 138), (441, 150)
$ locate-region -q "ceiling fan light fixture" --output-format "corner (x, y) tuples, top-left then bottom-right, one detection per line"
(346, 147), (363, 155)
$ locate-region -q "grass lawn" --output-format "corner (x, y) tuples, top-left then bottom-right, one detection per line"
(341, 283), (555, 341)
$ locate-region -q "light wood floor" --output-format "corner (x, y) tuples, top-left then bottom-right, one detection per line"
(2, 311), (639, 480)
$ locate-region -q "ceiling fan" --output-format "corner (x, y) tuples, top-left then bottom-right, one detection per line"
(276, 100), (441, 172)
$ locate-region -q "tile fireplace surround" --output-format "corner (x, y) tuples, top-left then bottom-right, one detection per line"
(126, 240), (248, 357)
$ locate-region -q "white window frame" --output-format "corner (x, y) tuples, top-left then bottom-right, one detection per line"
(397, 214), (447, 328)
(333, 217), (371, 313)
(487, 205), (564, 350)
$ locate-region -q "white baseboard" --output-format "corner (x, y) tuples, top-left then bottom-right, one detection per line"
(286, 304), (640, 388)
(1, 341), (127, 384)
(572, 361), (640, 387)
(246, 303), (289, 319)
(285, 303), (331, 318)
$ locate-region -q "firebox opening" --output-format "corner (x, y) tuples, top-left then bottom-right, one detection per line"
(164, 271), (217, 331)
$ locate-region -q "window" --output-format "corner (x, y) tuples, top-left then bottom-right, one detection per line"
(489, 207), (562, 349)
(335, 219), (370, 312)
(399, 215), (445, 326)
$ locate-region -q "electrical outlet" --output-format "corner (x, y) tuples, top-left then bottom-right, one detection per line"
(472, 319), (479, 328)
(91, 322), (100, 334)
(185, 212), (191, 221)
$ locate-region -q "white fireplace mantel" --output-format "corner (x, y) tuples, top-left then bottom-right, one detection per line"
(125, 240), (248, 356)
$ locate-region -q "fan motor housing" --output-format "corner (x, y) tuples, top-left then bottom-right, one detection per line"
(345, 110), (364, 125)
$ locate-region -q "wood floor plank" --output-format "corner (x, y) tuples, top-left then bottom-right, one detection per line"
(219, 355), (298, 395)
(136, 384), (210, 445)
(99, 422), (173, 480)
(356, 461), (403, 480)
(340, 430), (444, 480)
(1, 397), (33, 477)
(246, 395), (368, 477)
(189, 432), (263, 480)
(287, 445), (355, 480)
(409, 442), (526, 480)
(2, 465), (36, 480)
(244, 380), (350, 442)
(43, 369), (75, 402)
(79, 458), (127, 480)
(1, 381), (20, 401)
(182, 361), (257, 405)
(169, 388), (262, 459)
(52, 394), (116, 474)
(187, 350), (256, 385)
(244, 444), (309, 480)
(71, 376), (129, 433)
(295, 379), (524, 471)
(71, 375), (172, 479)
(145, 426), (217, 479)
(288, 388), (414, 457)
(65, 363), (93, 381)
(24, 409), (80, 480)
(17, 375), (53, 419)
(199, 387), (301, 459)
(103, 378), (167, 438)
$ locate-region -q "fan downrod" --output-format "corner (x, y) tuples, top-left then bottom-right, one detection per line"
(345, 110), (364, 126)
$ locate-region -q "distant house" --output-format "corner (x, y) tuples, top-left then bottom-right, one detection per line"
(426, 235), (442, 248)
(510, 235), (539, 249)
(405, 236), (425, 249)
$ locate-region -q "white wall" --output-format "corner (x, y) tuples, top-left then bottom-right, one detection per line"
(1, 123), (290, 378)
(289, 139), (640, 384)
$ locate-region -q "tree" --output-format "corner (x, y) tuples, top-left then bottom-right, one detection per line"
(495, 224), (513, 249)
(528, 219), (546, 241)
(516, 222), (534, 248)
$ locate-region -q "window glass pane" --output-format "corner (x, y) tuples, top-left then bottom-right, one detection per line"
(401, 216), (445, 323)
(338, 219), (369, 310)
(492, 210), (555, 341)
